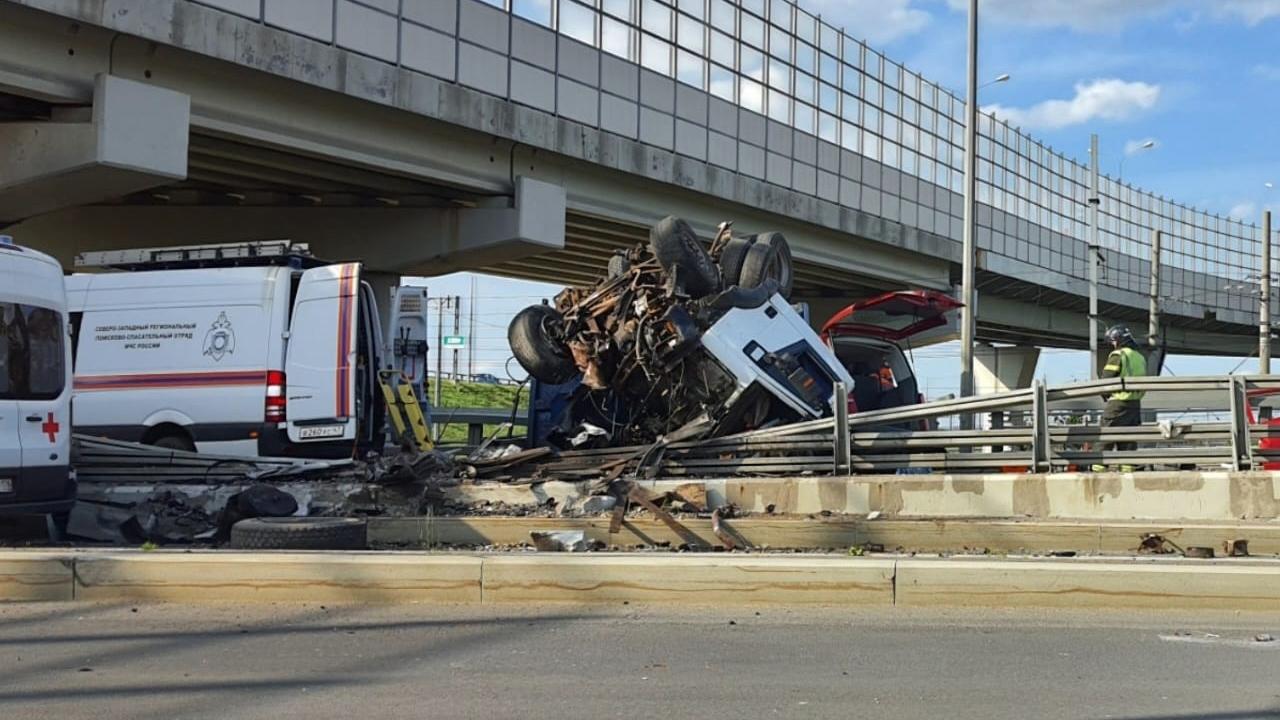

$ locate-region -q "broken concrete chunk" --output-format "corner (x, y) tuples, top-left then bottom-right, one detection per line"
(581, 496), (619, 514)
(530, 530), (601, 552)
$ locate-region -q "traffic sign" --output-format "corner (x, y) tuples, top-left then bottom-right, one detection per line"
(443, 335), (466, 349)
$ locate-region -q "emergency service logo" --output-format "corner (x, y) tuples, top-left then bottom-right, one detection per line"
(203, 312), (236, 362)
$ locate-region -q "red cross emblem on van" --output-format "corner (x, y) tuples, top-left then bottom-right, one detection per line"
(41, 413), (59, 443)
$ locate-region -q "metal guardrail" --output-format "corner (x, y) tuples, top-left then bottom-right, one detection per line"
(825, 375), (1280, 474)
(431, 407), (528, 446)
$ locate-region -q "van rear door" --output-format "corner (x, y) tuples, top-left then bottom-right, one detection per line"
(284, 263), (360, 444)
(13, 303), (70, 477)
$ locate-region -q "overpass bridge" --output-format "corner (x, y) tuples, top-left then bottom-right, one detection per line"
(0, 0), (1272, 362)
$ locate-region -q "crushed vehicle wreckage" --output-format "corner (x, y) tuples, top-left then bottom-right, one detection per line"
(508, 216), (856, 449)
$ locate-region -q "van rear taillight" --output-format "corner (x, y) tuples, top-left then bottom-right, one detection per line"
(265, 370), (287, 422)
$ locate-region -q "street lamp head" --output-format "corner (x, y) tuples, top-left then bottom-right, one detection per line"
(994, 73), (1011, 83)
(1266, 182), (1275, 189)
(1140, 140), (1156, 150)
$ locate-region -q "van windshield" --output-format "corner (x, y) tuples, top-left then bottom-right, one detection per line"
(0, 302), (66, 400)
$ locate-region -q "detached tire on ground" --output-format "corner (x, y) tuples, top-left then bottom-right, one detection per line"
(229, 517), (368, 550)
(737, 231), (794, 299)
(508, 304), (577, 384)
(649, 216), (721, 298)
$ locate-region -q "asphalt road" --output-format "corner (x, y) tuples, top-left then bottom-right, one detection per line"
(0, 602), (1277, 720)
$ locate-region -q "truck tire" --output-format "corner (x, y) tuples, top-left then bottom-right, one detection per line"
(151, 432), (196, 453)
(718, 234), (755, 287)
(229, 517), (367, 550)
(737, 231), (794, 299)
(509, 305), (577, 384)
(649, 216), (720, 298)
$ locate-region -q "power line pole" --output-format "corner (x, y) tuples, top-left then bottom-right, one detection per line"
(468, 275), (477, 377)
(452, 294), (461, 381)
(1262, 210), (1273, 373)
(434, 296), (444, 412)
(958, 0), (979, 430)
(1148, 228), (1162, 376)
(1088, 133), (1101, 380)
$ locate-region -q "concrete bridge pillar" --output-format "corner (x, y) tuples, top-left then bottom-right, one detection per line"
(975, 344), (1040, 431)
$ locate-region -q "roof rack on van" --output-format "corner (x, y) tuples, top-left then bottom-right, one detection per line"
(75, 241), (325, 271)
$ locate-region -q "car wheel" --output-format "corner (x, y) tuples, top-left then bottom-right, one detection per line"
(151, 433), (196, 453)
(718, 234), (756, 287)
(508, 305), (578, 384)
(649, 216), (721, 298)
(737, 231), (794, 299)
(229, 517), (367, 550)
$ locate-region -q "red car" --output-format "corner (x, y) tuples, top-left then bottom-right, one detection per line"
(820, 290), (963, 417)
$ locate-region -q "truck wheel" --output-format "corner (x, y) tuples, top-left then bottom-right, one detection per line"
(151, 432), (196, 453)
(649, 216), (721, 298)
(229, 517), (367, 550)
(509, 305), (577, 384)
(737, 232), (794, 299)
(718, 234), (756, 287)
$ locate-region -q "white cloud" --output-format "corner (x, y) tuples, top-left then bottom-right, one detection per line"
(982, 79), (1161, 130)
(1215, 0), (1280, 25)
(805, 0), (930, 45)
(1124, 138), (1159, 155)
(1229, 201), (1258, 221)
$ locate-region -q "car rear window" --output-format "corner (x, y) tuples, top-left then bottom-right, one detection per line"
(0, 302), (66, 400)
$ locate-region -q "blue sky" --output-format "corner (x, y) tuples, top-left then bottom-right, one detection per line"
(420, 0), (1280, 394)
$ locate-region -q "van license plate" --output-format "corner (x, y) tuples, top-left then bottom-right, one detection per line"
(0, 478), (12, 493)
(298, 425), (345, 440)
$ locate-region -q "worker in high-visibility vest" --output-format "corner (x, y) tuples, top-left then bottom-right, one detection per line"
(1095, 325), (1147, 471)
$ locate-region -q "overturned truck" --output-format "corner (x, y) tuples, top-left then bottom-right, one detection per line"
(509, 217), (855, 448)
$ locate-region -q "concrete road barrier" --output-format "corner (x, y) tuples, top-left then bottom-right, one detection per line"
(72, 552), (482, 603)
(3, 550), (1280, 611)
(0, 551), (74, 601)
(896, 558), (1280, 611)
(481, 554), (896, 606)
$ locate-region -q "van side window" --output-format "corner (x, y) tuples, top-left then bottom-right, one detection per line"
(0, 302), (66, 400)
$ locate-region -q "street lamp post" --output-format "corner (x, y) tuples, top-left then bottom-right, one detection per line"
(959, 0), (979, 428)
(1118, 139), (1156, 180)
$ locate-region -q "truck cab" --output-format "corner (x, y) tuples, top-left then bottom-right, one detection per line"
(0, 235), (76, 519)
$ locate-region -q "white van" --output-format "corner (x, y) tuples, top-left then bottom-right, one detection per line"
(0, 235), (76, 518)
(67, 242), (386, 459)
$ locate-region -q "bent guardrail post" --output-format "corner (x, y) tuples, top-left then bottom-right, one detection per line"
(1031, 379), (1050, 473)
(833, 382), (851, 476)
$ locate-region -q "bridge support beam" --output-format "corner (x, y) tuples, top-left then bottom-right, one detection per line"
(0, 75), (189, 227)
(11, 176), (566, 275)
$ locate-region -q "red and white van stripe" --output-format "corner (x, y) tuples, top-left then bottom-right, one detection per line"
(74, 370), (267, 391)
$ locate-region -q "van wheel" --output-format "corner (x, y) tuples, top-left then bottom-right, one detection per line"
(229, 517), (367, 550)
(509, 305), (577, 384)
(737, 232), (794, 299)
(151, 433), (196, 453)
(649, 216), (721, 298)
